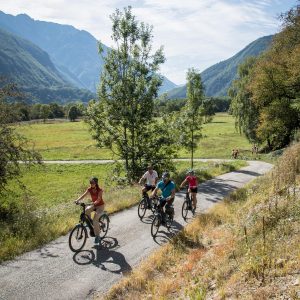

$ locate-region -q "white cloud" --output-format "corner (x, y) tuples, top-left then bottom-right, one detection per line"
(0, 0), (295, 84)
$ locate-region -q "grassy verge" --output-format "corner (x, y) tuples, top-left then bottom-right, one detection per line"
(0, 160), (246, 263)
(16, 113), (271, 161)
(101, 143), (300, 300)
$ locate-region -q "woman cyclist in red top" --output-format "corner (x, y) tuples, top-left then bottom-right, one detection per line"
(75, 177), (105, 244)
(180, 169), (198, 213)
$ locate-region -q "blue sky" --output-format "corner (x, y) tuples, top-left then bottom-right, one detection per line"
(0, 0), (297, 84)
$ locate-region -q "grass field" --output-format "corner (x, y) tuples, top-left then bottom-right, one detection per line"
(16, 113), (259, 160)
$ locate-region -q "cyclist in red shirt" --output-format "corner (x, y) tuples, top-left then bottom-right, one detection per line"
(75, 177), (105, 244)
(180, 169), (198, 214)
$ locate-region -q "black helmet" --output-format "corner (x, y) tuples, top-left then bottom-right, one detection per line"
(90, 177), (98, 184)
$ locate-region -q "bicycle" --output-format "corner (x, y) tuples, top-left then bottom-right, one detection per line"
(151, 196), (174, 237)
(138, 192), (157, 219)
(181, 188), (195, 221)
(69, 202), (110, 252)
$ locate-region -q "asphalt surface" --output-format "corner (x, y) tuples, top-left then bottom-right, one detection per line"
(0, 161), (273, 300)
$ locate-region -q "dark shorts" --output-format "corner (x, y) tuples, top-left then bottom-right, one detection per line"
(190, 187), (198, 193)
(144, 184), (156, 191)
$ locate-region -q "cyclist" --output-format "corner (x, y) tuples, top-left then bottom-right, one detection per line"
(180, 169), (198, 214)
(150, 171), (175, 222)
(75, 177), (105, 244)
(138, 165), (158, 208)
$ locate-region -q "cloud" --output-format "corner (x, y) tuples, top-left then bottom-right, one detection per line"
(0, 0), (294, 84)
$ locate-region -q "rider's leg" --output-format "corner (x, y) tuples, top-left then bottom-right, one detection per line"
(192, 192), (197, 210)
(92, 205), (105, 236)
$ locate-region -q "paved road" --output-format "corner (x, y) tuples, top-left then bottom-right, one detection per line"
(0, 161), (273, 300)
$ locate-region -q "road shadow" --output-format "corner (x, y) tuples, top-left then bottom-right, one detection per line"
(139, 213), (155, 224)
(72, 237), (132, 275)
(232, 169), (262, 177)
(199, 178), (241, 203)
(153, 220), (183, 245)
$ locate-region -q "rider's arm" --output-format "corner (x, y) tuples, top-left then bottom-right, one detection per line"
(150, 186), (158, 198)
(138, 173), (146, 185)
(75, 189), (89, 204)
(167, 188), (176, 202)
(180, 178), (187, 189)
(94, 189), (103, 206)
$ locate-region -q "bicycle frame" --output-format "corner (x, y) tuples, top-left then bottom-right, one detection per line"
(79, 203), (94, 235)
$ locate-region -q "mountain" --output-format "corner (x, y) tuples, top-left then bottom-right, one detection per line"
(0, 28), (94, 103)
(167, 35), (273, 99)
(0, 11), (177, 93)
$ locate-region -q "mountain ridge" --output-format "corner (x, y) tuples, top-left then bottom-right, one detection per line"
(0, 11), (177, 94)
(167, 35), (273, 99)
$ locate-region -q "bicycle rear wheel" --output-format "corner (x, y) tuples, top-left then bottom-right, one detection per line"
(69, 224), (87, 252)
(138, 198), (147, 219)
(99, 214), (110, 239)
(151, 215), (161, 237)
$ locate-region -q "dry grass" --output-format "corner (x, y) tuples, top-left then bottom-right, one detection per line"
(98, 142), (300, 300)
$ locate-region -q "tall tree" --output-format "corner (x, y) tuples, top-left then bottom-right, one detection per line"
(248, 4), (300, 149)
(0, 80), (41, 194)
(228, 57), (259, 143)
(87, 7), (166, 180)
(177, 68), (204, 168)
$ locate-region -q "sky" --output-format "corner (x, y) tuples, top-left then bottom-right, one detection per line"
(0, 0), (297, 85)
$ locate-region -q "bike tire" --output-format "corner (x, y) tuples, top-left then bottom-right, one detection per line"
(99, 214), (110, 239)
(182, 200), (189, 220)
(166, 214), (173, 230)
(69, 224), (87, 252)
(151, 215), (161, 237)
(138, 198), (147, 219)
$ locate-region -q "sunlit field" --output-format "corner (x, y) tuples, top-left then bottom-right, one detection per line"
(16, 113), (259, 160)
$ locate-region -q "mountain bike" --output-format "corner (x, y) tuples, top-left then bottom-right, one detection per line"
(69, 202), (110, 252)
(138, 193), (157, 219)
(151, 196), (174, 237)
(181, 189), (195, 221)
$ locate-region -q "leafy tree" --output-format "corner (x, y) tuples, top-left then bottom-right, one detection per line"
(248, 4), (300, 149)
(228, 57), (259, 142)
(0, 80), (41, 194)
(68, 105), (79, 122)
(177, 68), (204, 168)
(87, 7), (168, 180)
(49, 103), (65, 118)
(40, 104), (51, 123)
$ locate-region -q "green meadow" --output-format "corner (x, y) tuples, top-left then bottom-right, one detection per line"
(17, 113), (257, 160)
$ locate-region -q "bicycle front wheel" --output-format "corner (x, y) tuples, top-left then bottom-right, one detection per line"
(138, 198), (147, 219)
(151, 215), (161, 237)
(69, 224), (87, 252)
(99, 214), (110, 239)
(182, 200), (189, 220)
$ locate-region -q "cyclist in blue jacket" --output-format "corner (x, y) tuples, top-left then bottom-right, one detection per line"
(150, 171), (175, 221)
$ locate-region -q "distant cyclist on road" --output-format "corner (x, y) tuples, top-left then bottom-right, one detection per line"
(75, 177), (105, 244)
(150, 171), (175, 222)
(138, 165), (158, 207)
(180, 169), (198, 214)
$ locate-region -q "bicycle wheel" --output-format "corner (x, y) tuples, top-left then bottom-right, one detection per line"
(151, 215), (161, 237)
(138, 198), (147, 219)
(69, 224), (87, 252)
(182, 200), (189, 220)
(99, 214), (110, 239)
(166, 214), (173, 230)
